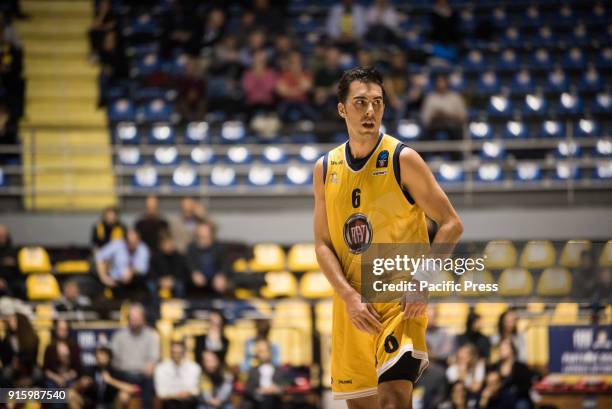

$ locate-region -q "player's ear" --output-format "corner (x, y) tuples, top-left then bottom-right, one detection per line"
(337, 102), (346, 119)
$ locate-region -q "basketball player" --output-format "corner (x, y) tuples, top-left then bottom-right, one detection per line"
(313, 67), (463, 409)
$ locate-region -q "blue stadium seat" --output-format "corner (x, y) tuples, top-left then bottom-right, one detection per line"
(562, 48), (586, 70)
(189, 147), (215, 165)
(261, 146), (287, 164)
(397, 120), (421, 141)
(226, 146), (252, 164)
(463, 50), (485, 71)
(595, 47), (612, 70)
(574, 119), (599, 138)
(540, 120), (565, 138)
(469, 121), (492, 140)
(523, 5), (543, 27)
(476, 163), (503, 183)
(579, 68), (603, 93)
(163, 54), (188, 76)
(298, 145), (320, 163)
(117, 147), (142, 166)
(514, 162), (542, 182)
(555, 162), (580, 180)
(285, 165), (312, 186)
(221, 121), (246, 143)
(436, 163), (464, 183)
(503, 120), (527, 139)
(592, 93), (611, 114)
(533, 26), (555, 47)
(530, 49), (552, 70)
(478, 71), (500, 94)
(511, 70), (535, 95)
(134, 53), (161, 76)
(133, 165), (159, 188)
(554, 4), (575, 27)
(558, 93), (583, 115)
(139, 99), (172, 122)
(591, 2), (609, 24)
(567, 24), (589, 46)
(209, 165), (237, 188)
(153, 146), (179, 165)
(171, 164), (199, 188)
(448, 71), (465, 92)
(109, 99), (135, 122)
(492, 7), (508, 27)
(149, 123), (175, 145)
(496, 49), (520, 71)
(593, 160), (612, 180)
(185, 121), (209, 144)
(133, 87), (166, 102)
(595, 139), (612, 157)
(546, 69), (569, 93)
(556, 141), (581, 158)
(523, 94), (547, 117)
(500, 27), (521, 48)
(124, 14), (159, 37)
(488, 95), (512, 117)
(248, 165), (275, 187)
(481, 140), (505, 160)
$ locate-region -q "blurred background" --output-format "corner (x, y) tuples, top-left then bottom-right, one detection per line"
(0, 0), (610, 408)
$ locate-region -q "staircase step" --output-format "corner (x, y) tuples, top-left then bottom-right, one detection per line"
(25, 40), (88, 58)
(22, 0), (92, 17)
(25, 57), (98, 79)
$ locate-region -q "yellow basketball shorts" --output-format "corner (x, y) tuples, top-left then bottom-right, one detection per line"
(330, 293), (429, 400)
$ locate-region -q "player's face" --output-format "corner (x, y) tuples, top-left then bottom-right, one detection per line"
(339, 81), (384, 140)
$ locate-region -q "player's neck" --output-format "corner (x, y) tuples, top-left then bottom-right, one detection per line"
(347, 134), (380, 159)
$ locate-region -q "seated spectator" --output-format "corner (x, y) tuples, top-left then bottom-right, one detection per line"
(239, 29), (268, 68)
(488, 339), (534, 409)
(276, 52), (314, 121)
(170, 197), (206, 254)
(0, 297), (40, 387)
(88, 0), (116, 60)
(161, 0), (198, 57)
(91, 206), (126, 250)
(195, 310), (229, 364)
(490, 309), (527, 363)
(427, 306), (455, 365)
(246, 339), (285, 409)
(326, 0), (367, 52)
(0, 225), (24, 299)
(0, 25), (24, 119)
(446, 343), (485, 395)
(149, 234), (188, 309)
(43, 320), (82, 391)
(0, 12), (22, 47)
(0, 102), (19, 164)
(241, 319), (280, 372)
(208, 35), (242, 115)
(241, 50), (277, 119)
(111, 304), (159, 408)
(199, 350), (233, 409)
(313, 46), (342, 115)
(448, 381), (469, 409)
(197, 8), (225, 53)
(478, 371), (516, 409)
(431, 0), (460, 47)
(98, 30), (128, 106)
(572, 249), (596, 299)
(54, 280), (92, 316)
(456, 311), (491, 360)
(271, 33), (293, 70)
(252, 0), (286, 35)
(365, 0), (400, 46)
(594, 267), (611, 305)
(176, 57), (207, 123)
(81, 346), (138, 409)
(186, 221), (230, 297)
(154, 340), (200, 409)
(94, 228), (150, 297)
(356, 48), (374, 68)
(135, 195), (169, 253)
(383, 50), (409, 120)
(421, 72), (467, 140)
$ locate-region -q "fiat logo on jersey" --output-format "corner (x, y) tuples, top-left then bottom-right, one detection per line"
(343, 213), (373, 254)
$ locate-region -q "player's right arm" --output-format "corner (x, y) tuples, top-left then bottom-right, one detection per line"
(313, 158), (382, 335)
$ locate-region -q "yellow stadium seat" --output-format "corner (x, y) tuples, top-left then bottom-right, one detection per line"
(459, 269), (495, 297)
(272, 299), (312, 365)
(483, 240), (517, 270)
(233, 258), (248, 273)
(55, 260), (90, 274)
(287, 243), (319, 272)
(498, 267), (534, 296)
(552, 303), (579, 324)
(235, 288), (256, 300)
(428, 270), (456, 297)
(315, 299), (333, 335)
(160, 300), (186, 321)
(260, 271), (298, 298)
(474, 303), (508, 330)
(527, 302), (546, 314)
(519, 240), (556, 269)
(435, 303), (469, 332)
(18, 247), (52, 274)
(537, 267), (572, 297)
(299, 271), (333, 299)
(249, 244), (286, 272)
(599, 240), (612, 267)
(559, 240), (592, 268)
(26, 274), (60, 301)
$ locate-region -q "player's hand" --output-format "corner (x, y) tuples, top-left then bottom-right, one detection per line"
(401, 280), (428, 320)
(344, 292), (382, 335)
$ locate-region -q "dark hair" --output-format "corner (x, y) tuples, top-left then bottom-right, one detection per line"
(337, 66), (385, 103)
(96, 346), (113, 360)
(171, 339), (186, 349)
(497, 309), (517, 338)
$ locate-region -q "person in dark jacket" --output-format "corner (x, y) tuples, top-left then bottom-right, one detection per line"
(185, 221), (230, 297)
(135, 195), (169, 254)
(488, 339), (534, 409)
(0, 225), (24, 299)
(91, 206), (126, 250)
(43, 319), (82, 389)
(456, 311), (491, 360)
(149, 234), (188, 299)
(246, 339), (285, 409)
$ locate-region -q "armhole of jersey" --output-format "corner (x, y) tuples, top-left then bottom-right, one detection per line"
(393, 143), (416, 205)
(322, 153), (329, 185)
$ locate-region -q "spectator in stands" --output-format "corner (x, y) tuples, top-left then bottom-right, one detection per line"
(149, 233), (188, 302)
(111, 303), (159, 408)
(5, 0), (28, 20)
(430, 0), (460, 47)
(365, 0), (400, 46)
(252, 0), (286, 35)
(241, 50), (277, 119)
(0, 12), (21, 51)
(241, 319), (280, 372)
(572, 249), (597, 299)
(176, 56), (207, 123)
(208, 35), (242, 115)
(326, 0), (367, 52)
(88, 0), (116, 60)
(98, 30), (128, 106)
(0, 224), (23, 299)
(81, 346), (138, 409)
(170, 197), (206, 254)
(186, 221), (230, 297)
(195, 310), (229, 364)
(199, 350), (233, 409)
(427, 306), (455, 365)
(418, 342), (449, 409)
(490, 309), (527, 363)
(0, 297), (40, 387)
(448, 381), (468, 409)
(91, 206), (126, 250)
(313, 46), (342, 115)
(404, 72), (428, 113)
(456, 311), (491, 360)
(276, 51), (314, 121)
(197, 8), (226, 54)
(43, 319), (83, 397)
(421, 72), (467, 140)
(446, 343), (485, 395)
(161, 0), (198, 57)
(488, 339), (533, 409)
(154, 340), (200, 409)
(0, 25), (24, 119)
(271, 33), (293, 71)
(593, 267), (612, 305)
(356, 48), (373, 68)
(478, 370), (516, 409)
(55, 279), (92, 315)
(94, 228), (150, 296)
(135, 195), (169, 252)
(0, 102), (19, 164)
(246, 339), (285, 409)
(239, 29), (268, 68)
(383, 50), (409, 120)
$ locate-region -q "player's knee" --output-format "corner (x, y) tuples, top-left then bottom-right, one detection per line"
(379, 395), (411, 409)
